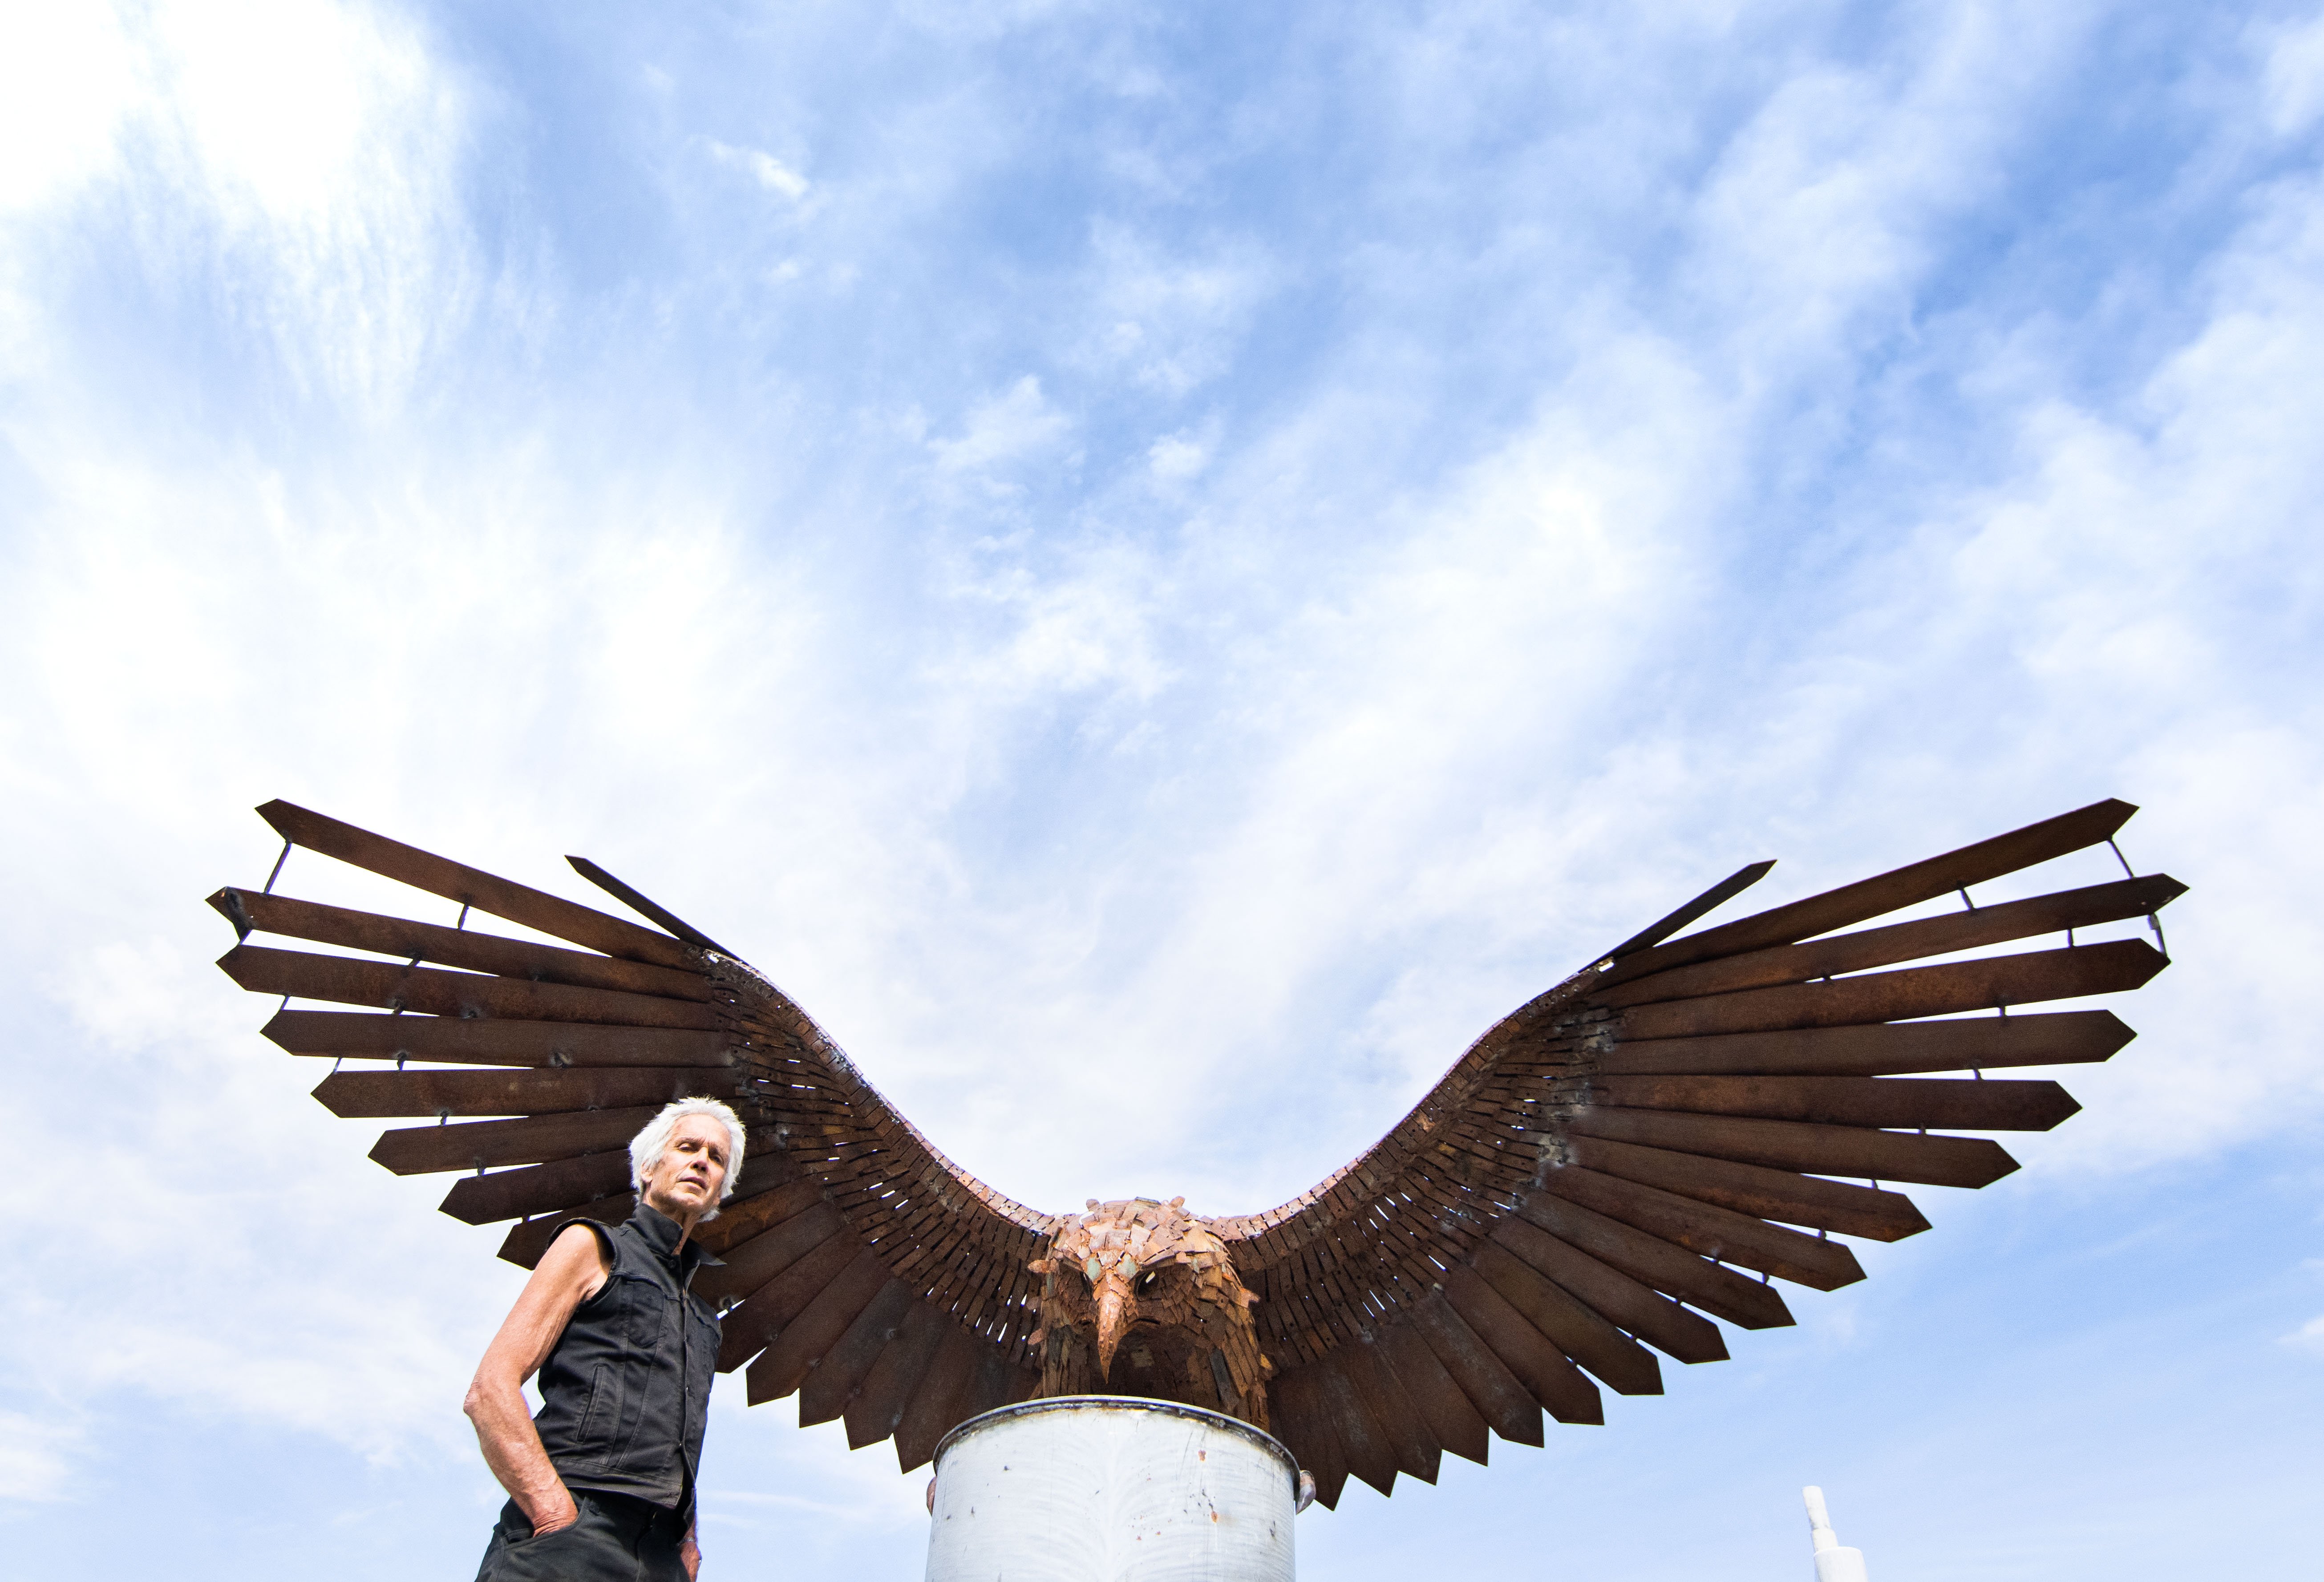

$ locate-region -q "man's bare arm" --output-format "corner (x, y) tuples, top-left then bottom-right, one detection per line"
(463, 1225), (612, 1533)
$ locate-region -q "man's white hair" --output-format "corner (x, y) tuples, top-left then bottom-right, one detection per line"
(630, 1097), (747, 1219)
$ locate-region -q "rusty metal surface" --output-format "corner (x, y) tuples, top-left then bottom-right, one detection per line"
(1601, 874), (2186, 1008)
(694, 1200), (847, 1307)
(312, 1066), (748, 1118)
(1598, 1010), (2134, 1077)
(1332, 1333), (1441, 1483)
(1603, 859), (1777, 961)
(438, 1151), (636, 1224)
(1376, 1321), (1488, 1468)
(716, 1228), (866, 1374)
(566, 856), (737, 958)
(497, 1196), (637, 1267)
(368, 1107), (663, 1175)
(798, 1276), (920, 1424)
(1486, 1218), (1729, 1364)
(264, 1009), (733, 1067)
(1513, 1192), (1795, 1329)
(1409, 1291), (1551, 1444)
(1264, 1367), (1347, 1510)
(1598, 799), (2138, 985)
(1612, 940), (2164, 1041)
(1534, 1166), (1868, 1290)
(223, 945), (722, 1029)
(1468, 1239), (1662, 1395)
(1563, 1108), (2020, 1189)
(844, 1300), (952, 1450)
(694, 1178), (827, 1254)
(1311, 1354), (1401, 1495)
(214, 888), (713, 1000)
(1440, 1266), (1603, 1427)
(1561, 1134), (1931, 1242)
(258, 800), (695, 969)
(894, 1327), (985, 1473)
(747, 1248), (896, 1404)
(1595, 1073), (2080, 1131)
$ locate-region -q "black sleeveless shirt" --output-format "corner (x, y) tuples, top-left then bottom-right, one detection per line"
(533, 1203), (722, 1517)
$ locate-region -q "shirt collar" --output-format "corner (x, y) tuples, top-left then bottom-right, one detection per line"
(628, 1201), (725, 1270)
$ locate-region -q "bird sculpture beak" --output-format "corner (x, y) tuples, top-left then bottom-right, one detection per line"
(1095, 1275), (1132, 1380)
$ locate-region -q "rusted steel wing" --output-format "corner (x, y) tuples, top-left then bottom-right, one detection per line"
(1235, 801), (2173, 1490)
(215, 797), (2175, 1501)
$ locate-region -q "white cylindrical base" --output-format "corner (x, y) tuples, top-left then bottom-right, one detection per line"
(926, 1396), (1300, 1582)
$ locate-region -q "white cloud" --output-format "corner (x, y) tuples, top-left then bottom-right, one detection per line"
(705, 138), (810, 200)
(929, 374), (1073, 474)
(2258, 7), (2324, 137)
(0, 2), (136, 212)
(0, 1410), (84, 1504)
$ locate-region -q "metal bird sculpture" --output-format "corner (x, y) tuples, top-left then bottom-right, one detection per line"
(210, 799), (2179, 1507)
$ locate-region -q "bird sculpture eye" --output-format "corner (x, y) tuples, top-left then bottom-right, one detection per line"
(1084, 1256), (1103, 1283)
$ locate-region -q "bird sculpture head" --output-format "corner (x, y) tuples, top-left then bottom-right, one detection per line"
(1028, 1196), (1271, 1430)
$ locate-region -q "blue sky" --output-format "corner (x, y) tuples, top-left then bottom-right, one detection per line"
(2, 0), (2320, 1576)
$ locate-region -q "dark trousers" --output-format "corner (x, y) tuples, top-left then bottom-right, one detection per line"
(475, 1489), (688, 1582)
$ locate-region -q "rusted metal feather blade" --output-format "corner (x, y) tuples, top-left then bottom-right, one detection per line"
(1487, 1218), (1729, 1363)
(893, 1327), (984, 1472)
(945, 1349), (1023, 1430)
(1514, 1191), (1794, 1328)
(1613, 940), (2164, 1042)
(1563, 1108), (2019, 1189)
(716, 1228), (865, 1373)
(221, 945), (721, 1030)
(369, 1108), (662, 1175)
(1535, 1166), (1865, 1289)
(440, 1151), (635, 1224)
(211, 888), (713, 1001)
(1604, 861), (1778, 962)
(312, 1067), (748, 1118)
(1562, 1134), (1931, 1242)
(255, 801), (695, 969)
(799, 1279), (919, 1426)
(566, 856), (737, 958)
(693, 1179), (827, 1255)
(1314, 1354), (1403, 1496)
(1378, 1321), (1492, 1466)
(1469, 1240), (1664, 1395)
(1438, 1269), (1601, 1425)
(845, 1302), (951, 1451)
(1408, 1294), (1547, 1445)
(1335, 1334), (1442, 1483)
(694, 1201), (847, 1307)
(1595, 1074), (2080, 1131)
(1599, 1009), (2134, 1077)
(497, 1195), (636, 1267)
(1268, 1368), (1351, 1509)
(1602, 874), (2185, 1009)
(747, 1249), (893, 1404)
(1601, 800), (2139, 985)
(264, 1010), (733, 1068)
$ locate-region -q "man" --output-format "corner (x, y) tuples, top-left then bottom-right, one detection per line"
(465, 1097), (746, 1582)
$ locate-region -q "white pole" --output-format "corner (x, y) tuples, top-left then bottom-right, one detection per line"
(1802, 1486), (1870, 1582)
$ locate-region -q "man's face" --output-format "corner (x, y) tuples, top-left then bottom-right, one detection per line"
(643, 1115), (731, 1222)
